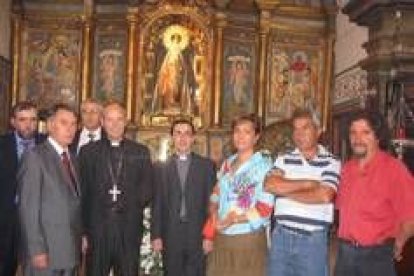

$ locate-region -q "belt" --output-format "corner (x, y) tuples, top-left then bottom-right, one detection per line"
(278, 224), (321, 236)
(339, 238), (394, 249)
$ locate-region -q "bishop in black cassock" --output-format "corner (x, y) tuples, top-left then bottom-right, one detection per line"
(79, 102), (152, 276)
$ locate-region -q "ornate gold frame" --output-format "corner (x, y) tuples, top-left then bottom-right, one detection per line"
(135, 4), (214, 129)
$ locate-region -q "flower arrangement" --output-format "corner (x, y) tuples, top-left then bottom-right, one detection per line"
(140, 208), (163, 275)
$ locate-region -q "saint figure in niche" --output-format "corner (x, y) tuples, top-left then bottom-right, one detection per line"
(151, 25), (196, 115)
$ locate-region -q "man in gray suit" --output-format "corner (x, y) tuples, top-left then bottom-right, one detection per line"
(18, 104), (81, 276)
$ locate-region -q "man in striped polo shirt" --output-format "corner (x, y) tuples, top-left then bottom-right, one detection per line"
(265, 109), (341, 276)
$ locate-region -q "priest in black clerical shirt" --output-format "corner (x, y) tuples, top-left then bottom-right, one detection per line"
(151, 118), (216, 276)
(79, 101), (152, 276)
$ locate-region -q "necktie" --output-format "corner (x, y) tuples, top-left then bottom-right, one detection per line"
(19, 140), (32, 159)
(61, 151), (78, 195)
(87, 132), (96, 142)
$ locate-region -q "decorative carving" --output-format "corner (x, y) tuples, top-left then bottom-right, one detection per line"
(333, 67), (375, 106)
(266, 32), (326, 125)
(221, 28), (257, 125)
(19, 25), (82, 108)
(138, 6), (213, 128)
(93, 31), (127, 102)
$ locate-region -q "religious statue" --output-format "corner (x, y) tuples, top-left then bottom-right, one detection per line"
(151, 25), (197, 115)
(229, 60), (249, 106)
(98, 49), (122, 101)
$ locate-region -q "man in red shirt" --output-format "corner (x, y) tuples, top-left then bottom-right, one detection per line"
(335, 111), (414, 276)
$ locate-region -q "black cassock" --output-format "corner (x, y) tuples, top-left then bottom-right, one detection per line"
(79, 138), (152, 276)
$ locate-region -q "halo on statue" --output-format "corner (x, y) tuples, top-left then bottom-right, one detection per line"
(162, 24), (190, 51)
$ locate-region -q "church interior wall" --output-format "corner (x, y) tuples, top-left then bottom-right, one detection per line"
(7, 0), (336, 165)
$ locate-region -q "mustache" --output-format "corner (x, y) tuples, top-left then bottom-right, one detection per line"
(351, 142), (367, 148)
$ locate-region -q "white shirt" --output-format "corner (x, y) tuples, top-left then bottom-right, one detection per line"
(48, 136), (66, 157)
(77, 127), (102, 153)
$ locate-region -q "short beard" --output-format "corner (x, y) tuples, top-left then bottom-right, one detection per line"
(16, 131), (34, 140)
(353, 151), (367, 159)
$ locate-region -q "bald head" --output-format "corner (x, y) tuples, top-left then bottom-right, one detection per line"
(102, 102), (127, 141)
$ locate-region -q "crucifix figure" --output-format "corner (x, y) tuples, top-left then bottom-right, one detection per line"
(109, 184), (121, 202)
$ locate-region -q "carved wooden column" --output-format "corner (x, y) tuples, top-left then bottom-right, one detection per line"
(344, 0), (414, 114)
(11, 13), (22, 105)
(258, 10), (270, 124)
(80, 15), (93, 102)
(213, 12), (226, 127)
(126, 7), (139, 124)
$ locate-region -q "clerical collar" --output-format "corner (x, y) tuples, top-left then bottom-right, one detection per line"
(110, 140), (122, 147)
(175, 152), (191, 161)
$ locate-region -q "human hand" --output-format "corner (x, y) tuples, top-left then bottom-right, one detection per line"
(32, 253), (48, 269)
(202, 239), (213, 254)
(394, 237), (405, 261)
(81, 236), (88, 254)
(216, 211), (238, 230)
(152, 238), (163, 253)
(264, 173), (283, 194)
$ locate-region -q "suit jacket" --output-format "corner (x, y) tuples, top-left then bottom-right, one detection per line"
(79, 138), (152, 247)
(151, 153), (216, 251)
(17, 140), (82, 269)
(0, 133), (46, 245)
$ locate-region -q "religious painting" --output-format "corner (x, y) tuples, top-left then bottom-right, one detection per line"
(266, 35), (325, 125)
(137, 130), (207, 161)
(93, 32), (127, 103)
(222, 36), (257, 125)
(0, 57), (11, 132)
(19, 29), (82, 109)
(139, 15), (211, 128)
(208, 131), (233, 168)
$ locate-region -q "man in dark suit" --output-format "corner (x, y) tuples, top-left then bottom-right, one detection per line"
(70, 98), (105, 155)
(0, 101), (46, 276)
(151, 118), (216, 276)
(18, 104), (81, 276)
(79, 101), (153, 276)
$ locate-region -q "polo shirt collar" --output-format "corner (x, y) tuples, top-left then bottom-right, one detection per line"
(293, 144), (328, 160)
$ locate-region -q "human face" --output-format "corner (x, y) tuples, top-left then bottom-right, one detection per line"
(172, 123), (194, 155)
(233, 121), (258, 154)
(349, 119), (379, 159)
(11, 108), (38, 139)
(102, 105), (127, 141)
(47, 110), (77, 147)
(292, 117), (321, 156)
(81, 101), (102, 130)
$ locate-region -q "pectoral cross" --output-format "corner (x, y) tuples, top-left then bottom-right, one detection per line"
(109, 185), (121, 202)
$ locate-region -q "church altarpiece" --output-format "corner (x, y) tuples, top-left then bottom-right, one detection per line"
(11, 1), (334, 163)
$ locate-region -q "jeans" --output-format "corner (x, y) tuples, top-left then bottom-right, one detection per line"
(334, 239), (396, 276)
(267, 224), (329, 276)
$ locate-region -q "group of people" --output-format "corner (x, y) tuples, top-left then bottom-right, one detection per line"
(0, 98), (413, 276)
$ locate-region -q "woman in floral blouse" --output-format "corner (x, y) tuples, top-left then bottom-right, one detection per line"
(204, 114), (274, 276)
